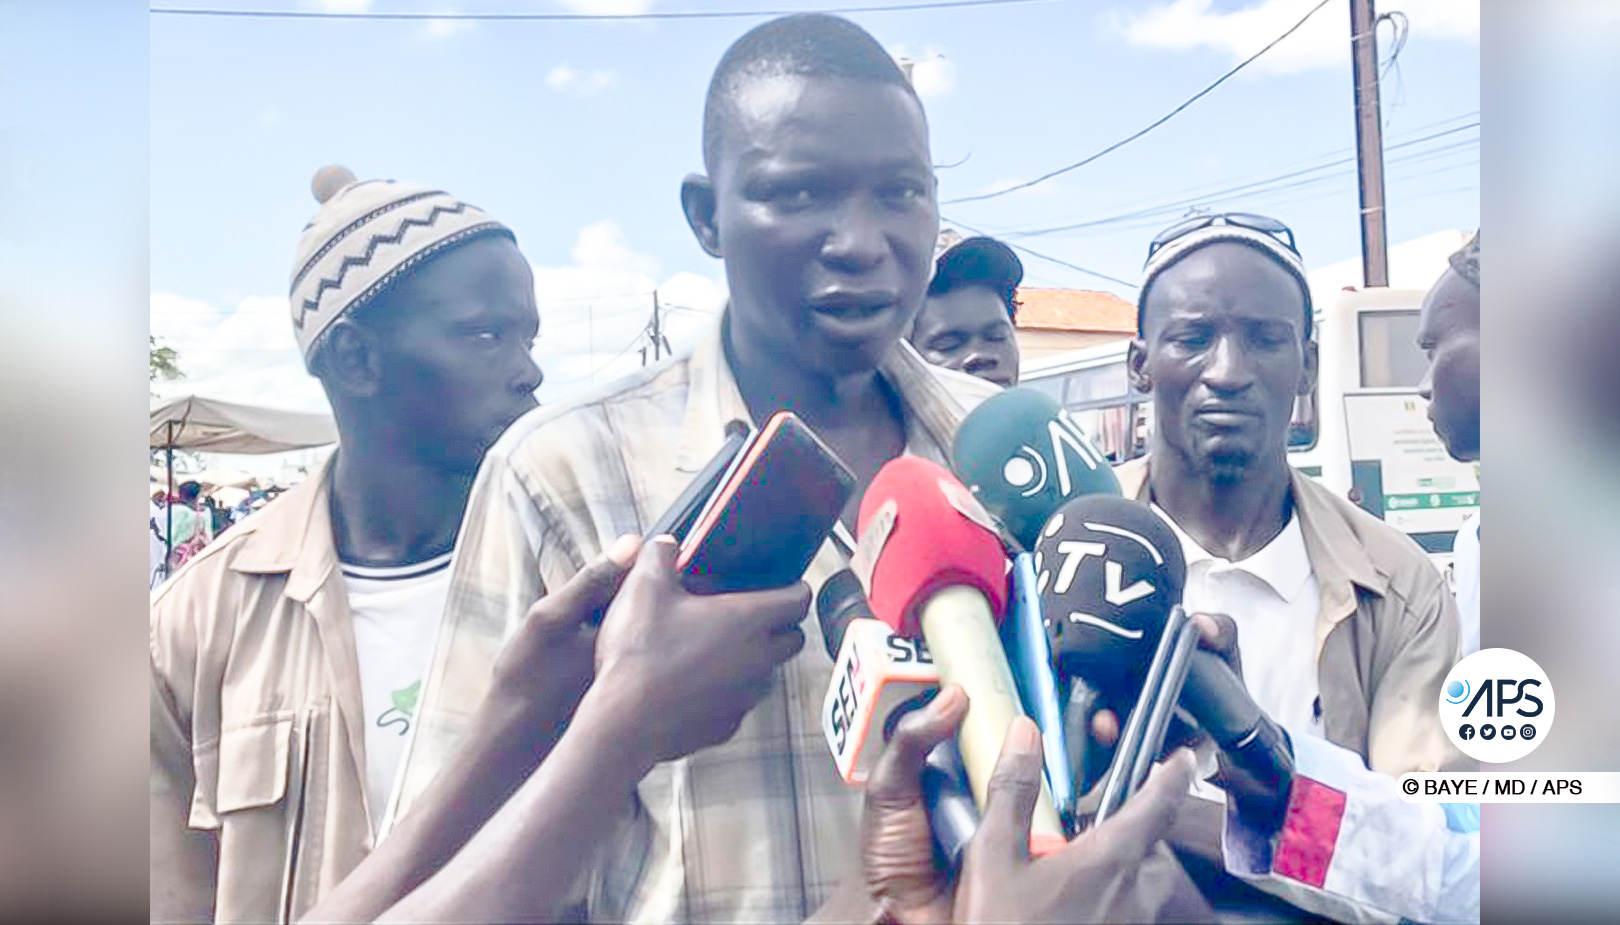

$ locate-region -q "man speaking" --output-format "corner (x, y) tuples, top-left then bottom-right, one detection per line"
(389, 13), (1202, 924)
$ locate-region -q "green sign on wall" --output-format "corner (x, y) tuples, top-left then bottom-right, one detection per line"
(1385, 491), (1481, 511)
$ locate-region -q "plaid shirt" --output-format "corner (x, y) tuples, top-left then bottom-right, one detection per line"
(384, 313), (1001, 923)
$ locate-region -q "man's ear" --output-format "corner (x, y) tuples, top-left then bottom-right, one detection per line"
(1300, 337), (1320, 397)
(1127, 337), (1152, 394)
(681, 174), (722, 258)
(318, 318), (385, 400)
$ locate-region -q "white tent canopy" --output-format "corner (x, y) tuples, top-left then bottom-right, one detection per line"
(189, 468), (258, 489)
(151, 394), (337, 455)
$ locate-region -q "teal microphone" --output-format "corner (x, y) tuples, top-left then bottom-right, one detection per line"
(950, 387), (1120, 551)
(952, 386), (1122, 830)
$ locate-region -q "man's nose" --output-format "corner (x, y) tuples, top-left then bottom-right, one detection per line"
(515, 348), (544, 397)
(1201, 335), (1255, 393)
(962, 349), (1000, 374)
(819, 199), (887, 273)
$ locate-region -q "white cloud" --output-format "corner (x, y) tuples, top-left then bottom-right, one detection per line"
(546, 65), (618, 96)
(558, 0), (654, 14)
(310, 0), (373, 12)
(1118, 0), (1479, 76)
(531, 221), (725, 398)
(421, 10), (475, 41)
(149, 222), (726, 424)
(150, 293), (330, 415)
(888, 44), (955, 100)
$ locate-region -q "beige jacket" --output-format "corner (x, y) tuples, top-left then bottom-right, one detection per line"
(150, 456), (372, 925)
(1115, 457), (1471, 776)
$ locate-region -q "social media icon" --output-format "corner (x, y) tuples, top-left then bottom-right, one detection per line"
(1440, 649), (1556, 763)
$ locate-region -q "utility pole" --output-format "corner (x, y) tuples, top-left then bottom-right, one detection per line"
(642, 291), (672, 366)
(1350, 0), (1389, 288)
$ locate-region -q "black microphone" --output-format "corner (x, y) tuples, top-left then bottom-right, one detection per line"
(1034, 494), (1294, 829)
(816, 570), (979, 869)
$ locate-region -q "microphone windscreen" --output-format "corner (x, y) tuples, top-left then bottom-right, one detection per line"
(858, 456), (1009, 639)
(1033, 494), (1186, 692)
(951, 387), (1121, 551)
(815, 569), (872, 659)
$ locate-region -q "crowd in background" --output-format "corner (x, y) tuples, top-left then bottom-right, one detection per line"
(148, 480), (281, 587)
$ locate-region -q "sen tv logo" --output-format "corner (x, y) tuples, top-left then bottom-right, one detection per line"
(1439, 648), (1556, 763)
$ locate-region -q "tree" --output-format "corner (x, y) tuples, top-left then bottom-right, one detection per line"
(150, 336), (183, 383)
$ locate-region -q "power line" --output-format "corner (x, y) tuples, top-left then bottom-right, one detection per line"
(542, 329), (647, 386)
(942, 214), (1137, 289)
(990, 155), (1478, 246)
(151, 0), (1064, 21)
(972, 109), (1475, 233)
(941, 137), (1478, 289)
(943, 0), (1335, 206)
(993, 124), (1478, 241)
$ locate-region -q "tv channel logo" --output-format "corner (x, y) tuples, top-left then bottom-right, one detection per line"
(1440, 648), (1555, 763)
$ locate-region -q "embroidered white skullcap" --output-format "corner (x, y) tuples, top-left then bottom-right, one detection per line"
(288, 165), (513, 365)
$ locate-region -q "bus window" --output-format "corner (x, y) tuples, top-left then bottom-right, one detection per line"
(1025, 376), (1064, 403)
(1062, 364), (1129, 406)
(1070, 404), (1136, 462)
(1359, 310), (1427, 388)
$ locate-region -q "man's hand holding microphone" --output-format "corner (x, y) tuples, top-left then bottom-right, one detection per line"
(857, 686), (1198, 925)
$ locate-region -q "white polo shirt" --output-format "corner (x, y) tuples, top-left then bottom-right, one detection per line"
(1154, 505), (1324, 736)
(1150, 509), (1482, 925)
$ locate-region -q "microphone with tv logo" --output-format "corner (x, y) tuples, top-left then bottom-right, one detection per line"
(951, 386), (1122, 824)
(1035, 494), (1295, 830)
(857, 455), (1066, 855)
(817, 570), (978, 869)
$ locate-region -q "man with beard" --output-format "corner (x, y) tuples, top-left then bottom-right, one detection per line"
(1093, 213), (1476, 923)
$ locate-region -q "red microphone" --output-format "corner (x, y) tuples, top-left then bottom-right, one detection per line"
(856, 456), (1065, 855)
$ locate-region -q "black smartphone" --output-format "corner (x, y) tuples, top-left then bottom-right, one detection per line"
(676, 411), (856, 594)
(643, 419), (751, 544)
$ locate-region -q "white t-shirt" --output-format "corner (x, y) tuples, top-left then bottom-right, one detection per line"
(342, 552), (453, 833)
(1452, 511), (1480, 658)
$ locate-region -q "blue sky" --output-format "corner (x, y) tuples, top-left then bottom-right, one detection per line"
(149, 0), (1478, 426)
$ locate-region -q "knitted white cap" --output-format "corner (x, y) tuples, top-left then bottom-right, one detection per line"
(288, 165), (513, 364)
(1137, 222), (1312, 336)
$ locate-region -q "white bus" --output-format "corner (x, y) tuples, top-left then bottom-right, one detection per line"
(1020, 286), (1479, 574)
